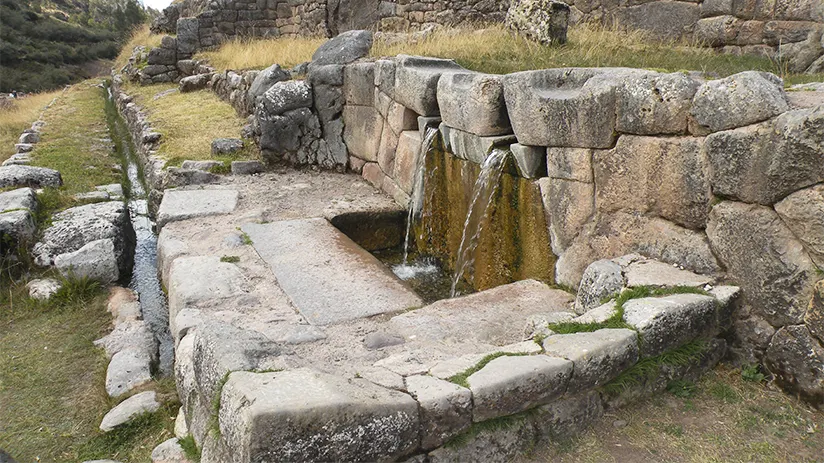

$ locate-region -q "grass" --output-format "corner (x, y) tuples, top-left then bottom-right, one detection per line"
(602, 340), (709, 397)
(121, 82), (258, 164)
(0, 278), (178, 462)
(0, 90), (63, 163)
(525, 365), (824, 463)
(178, 434), (201, 461)
(220, 255), (240, 263)
(370, 24), (824, 85)
(28, 79), (122, 195)
(114, 25), (163, 71)
(194, 35), (326, 71)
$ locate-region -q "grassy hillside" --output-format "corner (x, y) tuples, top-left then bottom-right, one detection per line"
(0, 0), (146, 93)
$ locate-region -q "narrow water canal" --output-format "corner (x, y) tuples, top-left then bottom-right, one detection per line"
(103, 84), (174, 375)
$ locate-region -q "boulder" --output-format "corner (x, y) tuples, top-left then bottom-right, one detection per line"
(593, 135), (710, 230)
(574, 259), (624, 314)
(775, 184), (824, 267)
(506, 0), (570, 45)
(393, 55), (464, 116)
(219, 369), (419, 461)
(437, 72), (511, 136)
(705, 106), (824, 205)
(211, 138), (243, 155)
(100, 391), (160, 432)
(33, 201), (135, 277)
(0, 165), (62, 189)
(765, 325), (824, 407)
(248, 64), (290, 102)
(176, 17), (199, 55)
(26, 278), (61, 300)
(690, 71), (789, 134)
(54, 238), (119, 283)
(178, 74), (210, 92)
(706, 201), (818, 327)
(311, 30), (373, 66)
(258, 80), (313, 116)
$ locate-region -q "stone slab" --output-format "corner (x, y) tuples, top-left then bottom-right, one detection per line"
(100, 391), (160, 432)
(405, 375), (472, 449)
(242, 218), (423, 325)
(0, 187), (36, 212)
(156, 189), (239, 229)
(391, 280), (574, 346)
(219, 369), (419, 462)
(624, 259), (713, 288)
(623, 293), (718, 357)
(542, 329), (639, 390)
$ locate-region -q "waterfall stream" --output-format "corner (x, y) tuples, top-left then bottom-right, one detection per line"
(104, 85), (174, 375)
(449, 148), (509, 297)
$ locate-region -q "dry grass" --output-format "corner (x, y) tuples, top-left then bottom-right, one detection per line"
(114, 24), (163, 71)
(123, 82), (257, 165)
(371, 24), (788, 78)
(194, 35), (327, 71)
(0, 90), (62, 163)
(524, 365), (824, 463)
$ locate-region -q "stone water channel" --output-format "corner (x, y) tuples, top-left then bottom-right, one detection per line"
(103, 84), (174, 375)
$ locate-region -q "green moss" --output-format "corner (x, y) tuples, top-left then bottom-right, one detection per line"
(220, 255), (240, 263)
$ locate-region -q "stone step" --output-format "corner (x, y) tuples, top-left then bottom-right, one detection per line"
(242, 218), (423, 326)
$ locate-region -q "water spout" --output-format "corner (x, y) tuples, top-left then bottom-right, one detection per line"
(450, 148), (509, 297)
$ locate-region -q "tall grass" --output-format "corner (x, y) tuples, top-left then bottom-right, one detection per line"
(114, 24), (163, 70)
(371, 24), (783, 77)
(195, 35), (327, 71)
(0, 90), (62, 163)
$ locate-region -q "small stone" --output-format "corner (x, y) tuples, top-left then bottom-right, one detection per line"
(174, 408), (189, 439)
(211, 138), (243, 156)
(74, 191), (110, 201)
(26, 278), (61, 301)
(151, 437), (191, 463)
(100, 391), (160, 431)
(613, 419), (628, 428)
(364, 331), (405, 350)
(180, 160), (223, 171)
(574, 259), (624, 314)
(105, 348), (153, 397)
(54, 238), (119, 284)
(231, 160), (264, 175)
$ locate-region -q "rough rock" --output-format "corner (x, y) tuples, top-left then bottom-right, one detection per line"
(393, 55), (464, 116)
(0, 209), (36, 247)
(774, 185), (824, 268)
(231, 160), (264, 175)
(467, 355), (573, 422)
(211, 138), (243, 155)
(616, 72), (701, 135)
(574, 259), (624, 314)
(26, 278), (61, 300)
(707, 201), (818, 327)
(100, 391), (160, 432)
(164, 168), (220, 187)
(180, 160), (222, 171)
(690, 71), (789, 134)
(18, 131), (40, 144)
(437, 72), (510, 136)
(343, 62), (375, 106)
(258, 80), (312, 115)
(179, 74), (210, 92)
(33, 201), (134, 276)
(543, 329), (639, 390)
(615, 0), (700, 40)
(248, 64), (290, 102)
(156, 189), (239, 229)
(506, 0), (570, 45)
(54, 238), (119, 283)
(174, 408), (188, 438)
(176, 17), (199, 55)
(623, 294), (718, 357)
(765, 325), (824, 407)
(573, 301), (618, 324)
(594, 135), (709, 230)
(218, 369), (419, 461)
(364, 331), (405, 350)
(342, 105), (383, 161)
(105, 347), (153, 397)
(623, 258), (713, 288)
(94, 320), (156, 359)
(258, 107), (323, 165)
(509, 144), (546, 178)
(405, 375), (472, 449)
(152, 438), (191, 463)
(0, 165), (62, 189)
(311, 30), (373, 66)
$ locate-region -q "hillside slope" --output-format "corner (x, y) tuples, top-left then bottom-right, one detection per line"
(0, 0), (147, 93)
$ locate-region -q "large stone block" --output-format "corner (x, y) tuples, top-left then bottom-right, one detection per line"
(690, 71), (789, 134)
(506, 0), (570, 45)
(393, 130), (422, 195)
(393, 55), (464, 116)
(503, 68), (624, 148)
(258, 80), (312, 116)
(694, 15), (740, 46)
(343, 105), (384, 162)
(219, 369), (420, 462)
(765, 325), (824, 407)
(537, 176), (594, 256)
(405, 375), (472, 449)
(441, 123), (516, 164)
(343, 62), (375, 106)
(594, 135), (710, 230)
(54, 238), (119, 283)
(707, 201), (818, 327)
(106, 347), (152, 397)
(468, 355), (573, 422)
(614, 1), (701, 40)
(176, 17), (200, 55)
(437, 72), (511, 136)
(311, 30), (373, 66)
(156, 189), (239, 229)
(616, 72), (701, 135)
(543, 329), (639, 390)
(0, 165), (62, 189)
(623, 294), (718, 357)
(775, 184), (824, 268)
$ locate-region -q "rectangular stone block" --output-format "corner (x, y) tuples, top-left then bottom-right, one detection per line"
(441, 123), (516, 164)
(405, 375), (472, 449)
(343, 62), (375, 106)
(220, 369), (420, 462)
(156, 189), (239, 229)
(623, 294), (719, 357)
(343, 105), (383, 162)
(393, 55), (464, 116)
(437, 71), (511, 136)
(542, 329), (639, 390)
(393, 130), (422, 194)
(467, 355), (572, 422)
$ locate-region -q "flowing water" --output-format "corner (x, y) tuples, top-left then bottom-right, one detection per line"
(401, 127), (439, 265)
(449, 148), (509, 297)
(104, 85), (174, 375)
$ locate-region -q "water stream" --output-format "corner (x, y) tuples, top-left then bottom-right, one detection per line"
(104, 85), (174, 375)
(401, 127), (439, 265)
(449, 148), (509, 297)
